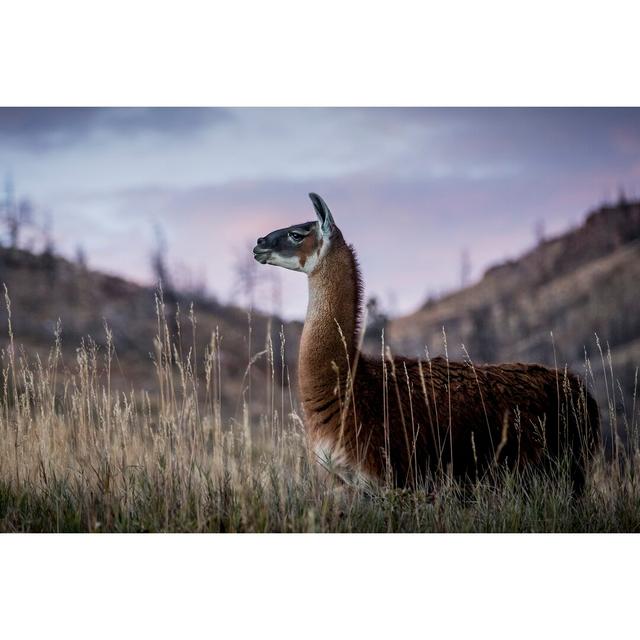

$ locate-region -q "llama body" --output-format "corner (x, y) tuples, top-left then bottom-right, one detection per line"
(254, 194), (600, 491)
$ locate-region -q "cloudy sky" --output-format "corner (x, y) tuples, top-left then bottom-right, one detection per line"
(1, 107), (639, 319)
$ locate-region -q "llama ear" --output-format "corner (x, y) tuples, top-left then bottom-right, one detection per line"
(309, 193), (335, 236)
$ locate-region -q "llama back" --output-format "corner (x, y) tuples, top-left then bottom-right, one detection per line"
(350, 356), (600, 489)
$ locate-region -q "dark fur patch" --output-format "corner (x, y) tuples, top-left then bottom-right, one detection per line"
(314, 397), (338, 413)
(320, 407), (341, 425)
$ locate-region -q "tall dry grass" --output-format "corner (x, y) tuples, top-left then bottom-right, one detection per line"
(0, 288), (639, 532)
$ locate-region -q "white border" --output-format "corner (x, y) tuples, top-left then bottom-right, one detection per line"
(2, 1), (640, 106)
(1, 534), (638, 639)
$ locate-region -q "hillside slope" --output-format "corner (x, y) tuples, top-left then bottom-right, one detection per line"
(388, 199), (640, 428)
(0, 247), (301, 415)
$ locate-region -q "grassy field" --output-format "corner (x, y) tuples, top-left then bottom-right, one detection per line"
(0, 291), (639, 533)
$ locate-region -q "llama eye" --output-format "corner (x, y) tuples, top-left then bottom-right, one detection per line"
(288, 231), (303, 243)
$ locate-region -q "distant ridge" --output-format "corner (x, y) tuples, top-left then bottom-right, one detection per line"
(0, 246), (300, 414)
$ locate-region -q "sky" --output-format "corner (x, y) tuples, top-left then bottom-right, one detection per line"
(0, 107), (639, 319)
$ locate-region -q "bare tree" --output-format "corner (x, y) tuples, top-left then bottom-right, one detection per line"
(173, 260), (208, 300)
(38, 210), (58, 285)
(11, 199), (33, 248)
(534, 219), (546, 245)
(150, 223), (173, 292)
(1, 176), (34, 249)
(460, 247), (472, 288)
(266, 268), (283, 318)
(232, 243), (259, 309)
(362, 295), (389, 354)
(0, 175), (13, 247)
(617, 186), (629, 207)
(41, 210), (55, 256)
(385, 289), (398, 317)
(366, 296), (387, 329)
(75, 244), (88, 270)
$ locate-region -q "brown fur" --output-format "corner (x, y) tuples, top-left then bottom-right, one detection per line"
(296, 234), (317, 269)
(299, 233), (601, 492)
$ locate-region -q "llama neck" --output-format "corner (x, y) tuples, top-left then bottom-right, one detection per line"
(298, 242), (362, 400)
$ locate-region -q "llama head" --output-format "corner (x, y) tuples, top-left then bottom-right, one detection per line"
(253, 193), (339, 274)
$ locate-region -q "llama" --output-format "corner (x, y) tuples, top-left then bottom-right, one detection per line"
(253, 193), (600, 492)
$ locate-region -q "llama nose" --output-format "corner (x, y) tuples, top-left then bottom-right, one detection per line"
(257, 237), (266, 246)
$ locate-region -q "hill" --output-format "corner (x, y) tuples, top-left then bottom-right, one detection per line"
(0, 247), (301, 416)
(387, 198), (640, 433)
